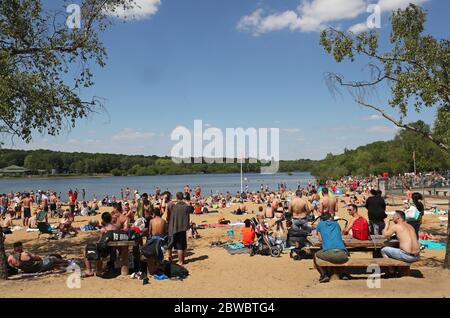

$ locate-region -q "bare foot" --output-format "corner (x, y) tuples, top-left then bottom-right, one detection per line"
(177, 261), (185, 266)
(82, 271), (95, 278)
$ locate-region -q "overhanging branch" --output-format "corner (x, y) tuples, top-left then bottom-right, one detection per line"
(356, 100), (449, 153)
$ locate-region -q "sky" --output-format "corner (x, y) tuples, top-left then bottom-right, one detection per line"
(5, 0), (450, 160)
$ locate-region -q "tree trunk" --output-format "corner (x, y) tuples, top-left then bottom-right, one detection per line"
(0, 228), (7, 279)
(444, 196), (450, 269)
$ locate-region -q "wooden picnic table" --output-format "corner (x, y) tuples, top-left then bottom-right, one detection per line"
(96, 241), (137, 276)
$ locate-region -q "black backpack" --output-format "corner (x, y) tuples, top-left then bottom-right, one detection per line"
(141, 238), (163, 260)
(163, 262), (189, 279)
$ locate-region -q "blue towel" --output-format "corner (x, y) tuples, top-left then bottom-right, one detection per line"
(153, 272), (169, 280)
(226, 243), (245, 250)
(419, 240), (446, 250)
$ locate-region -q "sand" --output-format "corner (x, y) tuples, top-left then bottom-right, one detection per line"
(1, 196), (450, 298)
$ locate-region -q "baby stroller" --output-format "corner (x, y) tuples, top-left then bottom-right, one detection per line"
(249, 218), (283, 257)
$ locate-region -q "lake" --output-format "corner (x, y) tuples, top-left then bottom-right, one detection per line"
(0, 172), (313, 200)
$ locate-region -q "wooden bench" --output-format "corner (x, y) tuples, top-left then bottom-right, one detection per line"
(315, 257), (411, 279)
(96, 241), (137, 276)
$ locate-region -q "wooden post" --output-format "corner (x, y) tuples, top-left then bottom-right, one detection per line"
(119, 247), (129, 276)
(443, 195), (450, 269)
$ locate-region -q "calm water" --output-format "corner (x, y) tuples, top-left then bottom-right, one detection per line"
(0, 172), (312, 200)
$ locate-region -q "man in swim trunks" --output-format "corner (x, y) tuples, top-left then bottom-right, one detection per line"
(21, 194), (32, 227)
(318, 188), (338, 217)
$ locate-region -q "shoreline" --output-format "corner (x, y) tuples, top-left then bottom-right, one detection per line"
(0, 171), (310, 181)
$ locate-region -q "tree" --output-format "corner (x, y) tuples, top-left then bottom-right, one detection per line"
(320, 4), (449, 154)
(0, 0), (137, 142)
(0, 0), (137, 279)
(320, 4), (450, 268)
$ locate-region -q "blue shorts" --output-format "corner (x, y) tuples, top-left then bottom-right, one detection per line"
(381, 247), (420, 263)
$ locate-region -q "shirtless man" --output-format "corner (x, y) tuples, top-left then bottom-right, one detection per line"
(49, 192), (58, 217)
(265, 203), (274, 219)
(21, 194), (32, 227)
(289, 190), (311, 231)
(146, 208), (167, 274)
(381, 210), (420, 264)
(8, 242), (67, 273)
(318, 188), (338, 217)
(111, 205), (129, 230)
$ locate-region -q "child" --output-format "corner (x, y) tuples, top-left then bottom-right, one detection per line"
(241, 219), (255, 246)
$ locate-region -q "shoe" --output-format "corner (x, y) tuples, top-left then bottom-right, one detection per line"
(319, 275), (330, 283)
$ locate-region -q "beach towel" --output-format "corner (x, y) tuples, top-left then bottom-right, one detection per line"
(419, 240), (446, 250)
(224, 246), (252, 255)
(226, 243), (245, 249)
(153, 272), (169, 280)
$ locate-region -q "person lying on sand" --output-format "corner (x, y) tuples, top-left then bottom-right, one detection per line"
(7, 242), (68, 274)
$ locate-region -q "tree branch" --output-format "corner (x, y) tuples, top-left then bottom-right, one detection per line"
(356, 100), (450, 153)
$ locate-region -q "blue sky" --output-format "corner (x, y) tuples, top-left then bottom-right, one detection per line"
(7, 0), (449, 159)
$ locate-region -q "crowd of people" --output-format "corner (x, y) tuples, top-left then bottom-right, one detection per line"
(1, 177), (430, 283)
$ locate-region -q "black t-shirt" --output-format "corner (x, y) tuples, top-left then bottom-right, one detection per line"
(365, 195), (387, 222)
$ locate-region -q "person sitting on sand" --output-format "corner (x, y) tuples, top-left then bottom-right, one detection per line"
(342, 204), (369, 240)
(381, 210), (420, 266)
(111, 203), (129, 230)
(314, 213), (349, 283)
(57, 211), (78, 239)
(241, 219), (255, 246)
(2, 208), (14, 228)
(80, 219), (100, 231)
(7, 242), (68, 274)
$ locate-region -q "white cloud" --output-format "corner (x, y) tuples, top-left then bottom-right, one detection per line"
(366, 125), (399, 133)
(238, 0), (430, 35)
(112, 128), (156, 141)
(377, 0), (428, 12)
(348, 22), (369, 33)
(106, 0), (161, 20)
(281, 128), (302, 133)
(363, 114), (383, 120)
(238, 0), (366, 35)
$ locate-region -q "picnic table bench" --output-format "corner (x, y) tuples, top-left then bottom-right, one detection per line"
(96, 241), (137, 276)
(426, 190), (448, 197)
(314, 257), (411, 279)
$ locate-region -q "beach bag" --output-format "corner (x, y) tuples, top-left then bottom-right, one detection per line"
(405, 206), (421, 222)
(163, 262), (189, 279)
(85, 243), (100, 261)
(352, 217), (369, 241)
(141, 238), (164, 262)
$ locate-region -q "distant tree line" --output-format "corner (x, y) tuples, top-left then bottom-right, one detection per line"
(0, 121), (448, 178)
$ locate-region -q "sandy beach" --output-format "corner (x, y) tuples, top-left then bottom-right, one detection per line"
(1, 195), (450, 298)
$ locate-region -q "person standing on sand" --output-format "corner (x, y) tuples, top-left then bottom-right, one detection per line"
(289, 190), (311, 230)
(365, 189), (387, 235)
(21, 194), (32, 227)
(167, 192), (190, 265)
(318, 188), (338, 217)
